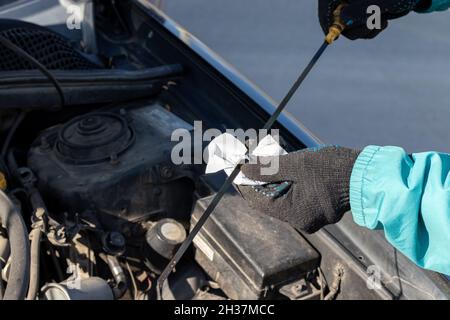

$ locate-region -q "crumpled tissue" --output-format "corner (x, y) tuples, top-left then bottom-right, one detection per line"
(205, 133), (287, 186)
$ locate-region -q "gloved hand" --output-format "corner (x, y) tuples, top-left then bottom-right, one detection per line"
(318, 0), (431, 40)
(238, 146), (360, 233)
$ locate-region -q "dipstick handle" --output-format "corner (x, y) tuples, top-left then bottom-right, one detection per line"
(325, 3), (347, 44)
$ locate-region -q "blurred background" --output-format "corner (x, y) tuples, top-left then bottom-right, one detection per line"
(1, 0), (450, 152)
(162, 0), (450, 153)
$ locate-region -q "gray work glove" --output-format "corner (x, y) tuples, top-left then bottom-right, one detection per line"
(239, 146), (360, 233)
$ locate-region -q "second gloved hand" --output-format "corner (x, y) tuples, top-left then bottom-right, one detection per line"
(318, 0), (431, 40)
(239, 146), (360, 233)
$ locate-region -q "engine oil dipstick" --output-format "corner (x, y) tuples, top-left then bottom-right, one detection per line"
(157, 3), (349, 294)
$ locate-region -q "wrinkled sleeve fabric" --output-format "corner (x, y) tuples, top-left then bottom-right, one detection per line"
(349, 146), (450, 275)
(416, 0), (450, 12)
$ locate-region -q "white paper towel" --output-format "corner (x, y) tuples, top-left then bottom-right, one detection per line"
(205, 133), (287, 185)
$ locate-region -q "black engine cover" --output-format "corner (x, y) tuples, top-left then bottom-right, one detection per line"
(28, 103), (195, 231)
(192, 194), (320, 300)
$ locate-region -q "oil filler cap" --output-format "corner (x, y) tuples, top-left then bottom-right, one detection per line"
(55, 112), (134, 165)
(146, 219), (187, 260)
(0, 172), (6, 191)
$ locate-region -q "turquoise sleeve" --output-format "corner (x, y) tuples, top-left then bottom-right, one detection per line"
(349, 146), (450, 275)
(417, 0), (450, 12)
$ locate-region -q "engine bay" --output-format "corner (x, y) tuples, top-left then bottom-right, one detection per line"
(3, 93), (330, 300)
(2, 100), (326, 300)
(0, 0), (448, 300)
(0, 16), (325, 297)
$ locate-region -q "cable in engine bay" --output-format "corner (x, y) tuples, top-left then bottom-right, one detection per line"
(0, 35), (65, 108)
(0, 32), (66, 176)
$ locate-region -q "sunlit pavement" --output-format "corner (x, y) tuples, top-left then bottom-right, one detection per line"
(165, 0), (450, 153)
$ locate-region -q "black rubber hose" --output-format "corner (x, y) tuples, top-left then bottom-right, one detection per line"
(26, 227), (41, 300)
(1, 111), (27, 160)
(0, 191), (30, 300)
